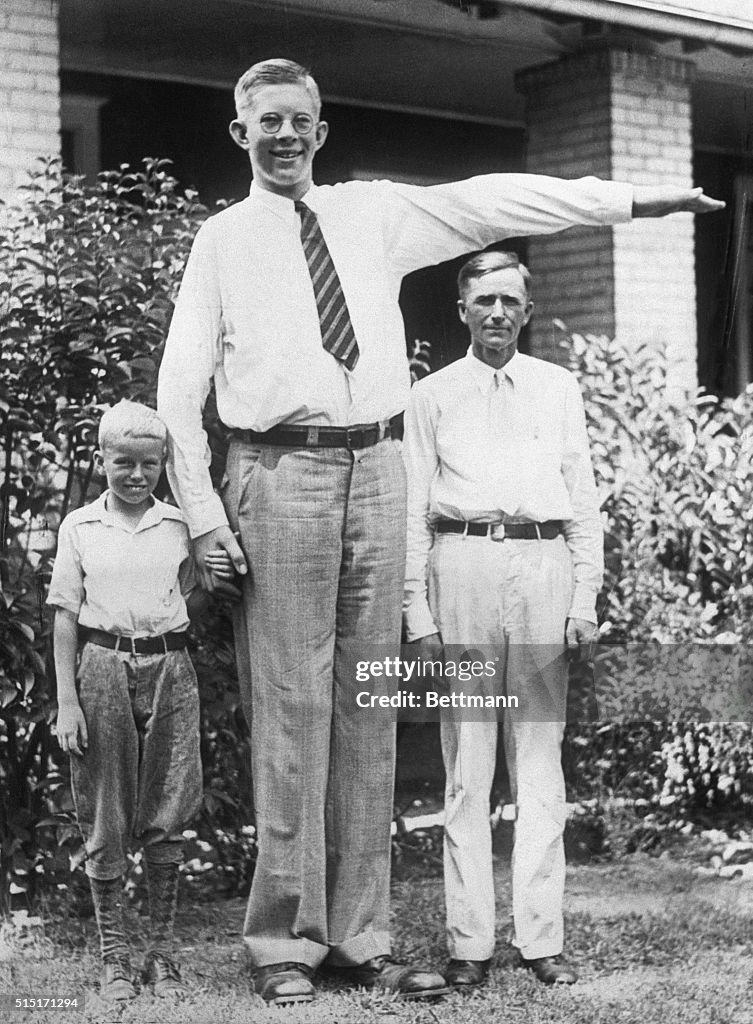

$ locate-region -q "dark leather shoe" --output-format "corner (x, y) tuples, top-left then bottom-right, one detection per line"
(143, 950), (188, 997)
(100, 957), (137, 1002)
(253, 962), (315, 1005)
(445, 958), (491, 988)
(521, 954), (578, 985)
(334, 955), (449, 1000)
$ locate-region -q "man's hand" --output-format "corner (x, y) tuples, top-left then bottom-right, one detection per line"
(632, 186), (725, 218)
(193, 525), (247, 593)
(565, 617), (598, 663)
(56, 701), (88, 757)
(407, 632), (447, 690)
(203, 545), (244, 603)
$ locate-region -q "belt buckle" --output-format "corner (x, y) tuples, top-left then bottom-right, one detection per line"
(490, 522), (506, 542)
(344, 426), (361, 450)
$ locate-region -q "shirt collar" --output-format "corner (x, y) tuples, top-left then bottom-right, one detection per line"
(463, 346), (524, 394)
(76, 491), (185, 532)
(248, 180), (317, 220)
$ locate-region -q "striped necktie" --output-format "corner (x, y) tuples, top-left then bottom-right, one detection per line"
(295, 200), (359, 371)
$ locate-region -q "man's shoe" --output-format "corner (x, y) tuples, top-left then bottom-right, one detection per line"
(253, 962), (315, 1005)
(334, 955), (449, 1000)
(445, 958), (491, 988)
(521, 954), (578, 985)
(100, 957), (137, 1002)
(143, 950), (188, 997)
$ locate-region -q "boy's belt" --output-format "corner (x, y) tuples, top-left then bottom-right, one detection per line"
(434, 519), (563, 541)
(232, 413), (403, 450)
(84, 629), (188, 654)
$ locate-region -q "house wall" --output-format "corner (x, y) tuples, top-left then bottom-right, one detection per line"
(518, 49), (697, 389)
(0, 0), (61, 200)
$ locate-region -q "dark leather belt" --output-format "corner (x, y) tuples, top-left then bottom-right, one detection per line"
(84, 629), (188, 655)
(232, 413), (403, 450)
(435, 518), (563, 541)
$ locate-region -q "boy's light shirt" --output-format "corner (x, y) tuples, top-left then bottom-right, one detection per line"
(47, 491), (195, 637)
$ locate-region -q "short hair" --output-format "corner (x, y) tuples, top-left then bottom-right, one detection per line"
(234, 58), (321, 118)
(457, 251), (532, 299)
(98, 400), (167, 453)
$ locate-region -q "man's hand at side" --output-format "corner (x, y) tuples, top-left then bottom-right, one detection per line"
(565, 617), (598, 663)
(632, 185), (725, 218)
(407, 632), (447, 691)
(193, 525), (247, 593)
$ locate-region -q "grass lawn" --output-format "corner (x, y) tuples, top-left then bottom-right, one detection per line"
(4, 852), (753, 1024)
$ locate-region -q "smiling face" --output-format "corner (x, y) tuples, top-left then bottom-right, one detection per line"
(458, 266), (533, 370)
(96, 436), (165, 515)
(229, 82), (328, 200)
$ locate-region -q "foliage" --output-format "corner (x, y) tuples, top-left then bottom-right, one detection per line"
(564, 323), (753, 645)
(560, 324), (753, 826)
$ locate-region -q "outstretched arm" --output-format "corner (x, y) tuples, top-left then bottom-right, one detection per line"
(632, 185), (725, 218)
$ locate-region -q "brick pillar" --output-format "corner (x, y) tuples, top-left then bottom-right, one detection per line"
(0, 0), (61, 202)
(516, 50), (697, 389)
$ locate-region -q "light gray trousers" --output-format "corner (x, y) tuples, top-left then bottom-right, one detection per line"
(430, 531), (571, 961)
(222, 437), (406, 968)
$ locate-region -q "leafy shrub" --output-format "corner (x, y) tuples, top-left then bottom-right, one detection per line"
(560, 324), (753, 826)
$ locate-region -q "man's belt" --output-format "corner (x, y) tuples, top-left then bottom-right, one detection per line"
(434, 518), (563, 541)
(84, 629), (188, 655)
(232, 413), (403, 450)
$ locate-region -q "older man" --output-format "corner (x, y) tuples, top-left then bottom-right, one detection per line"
(158, 57), (722, 1005)
(404, 250), (603, 988)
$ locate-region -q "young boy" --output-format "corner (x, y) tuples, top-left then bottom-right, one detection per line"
(48, 400), (233, 1002)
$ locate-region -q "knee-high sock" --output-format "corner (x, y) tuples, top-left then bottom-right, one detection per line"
(145, 859), (179, 953)
(89, 876), (129, 963)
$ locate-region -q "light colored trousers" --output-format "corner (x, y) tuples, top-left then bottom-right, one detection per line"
(222, 437), (406, 969)
(430, 531), (571, 961)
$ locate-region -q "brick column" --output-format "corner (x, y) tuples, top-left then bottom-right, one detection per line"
(516, 50), (697, 389)
(0, 0), (61, 202)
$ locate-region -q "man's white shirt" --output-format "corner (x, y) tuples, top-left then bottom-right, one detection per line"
(403, 348), (604, 640)
(158, 174), (632, 537)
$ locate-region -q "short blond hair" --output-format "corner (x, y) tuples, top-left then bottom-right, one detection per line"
(234, 58), (321, 117)
(98, 400), (167, 453)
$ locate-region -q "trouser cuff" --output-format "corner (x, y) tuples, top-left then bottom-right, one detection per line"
(515, 938), (564, 960)
(243, 935), (328, 970)
(325, 928), (391, 967)
(448, 941), (495, 961)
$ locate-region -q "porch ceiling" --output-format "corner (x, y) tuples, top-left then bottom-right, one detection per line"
(59, 0), (753, 129)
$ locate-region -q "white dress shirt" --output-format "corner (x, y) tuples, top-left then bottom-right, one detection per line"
(403, 349), (604, 640)
(47, 492), (194, 636)
(158, 174), (632, 537)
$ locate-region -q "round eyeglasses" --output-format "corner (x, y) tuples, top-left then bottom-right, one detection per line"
(259, 113), (315, 135)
